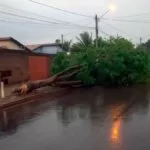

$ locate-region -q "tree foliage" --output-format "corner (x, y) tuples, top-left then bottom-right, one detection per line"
(55, 39), (61, 44)
(62, 40), (72, 52)
(71, 32), (93, 52)
(53, 36), (149, 86)
(137, 39), (150, 52)
(76, 32), (92, 47)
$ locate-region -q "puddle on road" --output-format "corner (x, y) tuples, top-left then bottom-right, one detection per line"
(0, 86), (149, 150)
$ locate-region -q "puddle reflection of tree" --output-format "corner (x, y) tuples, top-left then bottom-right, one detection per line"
(56, 87), (107, 126)
(0, 86), (148, 136)
(0, 98), (54, 135)
(109, 85), (149, 148)
(56, 86), (149, 126)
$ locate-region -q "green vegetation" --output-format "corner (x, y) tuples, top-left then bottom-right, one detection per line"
(52, 32), (150, 86)
(137, 39), (150, 52)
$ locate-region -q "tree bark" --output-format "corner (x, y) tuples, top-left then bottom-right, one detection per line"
(13, 65), (83, 95)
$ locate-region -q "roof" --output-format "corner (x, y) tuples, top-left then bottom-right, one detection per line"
(26, 43), (63, 51)
(0, 47), (56, 57)
(26, 44), (41, 51)
(0, 37), (31, 52)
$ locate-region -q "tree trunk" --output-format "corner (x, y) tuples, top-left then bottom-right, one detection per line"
(13, 65), (83, 95)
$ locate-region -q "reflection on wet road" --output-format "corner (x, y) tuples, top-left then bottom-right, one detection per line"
(0, 85), (149, 150)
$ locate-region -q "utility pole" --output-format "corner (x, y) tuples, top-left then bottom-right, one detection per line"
(95, 14), (99, 48)
(117, 34), (119, 38)
(91, 32), (93, 40)
(140, 37), (142, 45)
(61, 34), (64, 46)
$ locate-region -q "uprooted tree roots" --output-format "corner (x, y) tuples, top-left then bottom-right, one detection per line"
(13, 65), (83, 95)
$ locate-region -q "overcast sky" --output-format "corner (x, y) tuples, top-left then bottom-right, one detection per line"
(0, 0), (150, 45)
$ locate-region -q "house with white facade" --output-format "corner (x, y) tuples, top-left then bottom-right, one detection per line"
(27, 43), (64, 55)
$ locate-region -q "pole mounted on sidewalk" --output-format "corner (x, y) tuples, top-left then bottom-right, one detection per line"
(0, 72), (5, 99)
(61, 34), (64, 46)
(0, 81), (5, 99)
(95, 14), (99, 48)
(94, 4), (116, 48)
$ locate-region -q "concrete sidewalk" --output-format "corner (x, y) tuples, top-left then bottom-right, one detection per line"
(0, 84), (20, 99)
(0, 85), (69, 110)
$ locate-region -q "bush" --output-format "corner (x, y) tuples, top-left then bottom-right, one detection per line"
(52, 38), (149, 86)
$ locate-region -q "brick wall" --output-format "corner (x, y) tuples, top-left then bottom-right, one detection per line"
(0, 49), (54, 84)
(0, 51), (29, 84)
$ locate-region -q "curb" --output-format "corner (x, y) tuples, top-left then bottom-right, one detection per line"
(0, 88), (69, 110)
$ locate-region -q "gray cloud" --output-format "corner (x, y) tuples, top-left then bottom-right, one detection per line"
(0, 0), (150, 45)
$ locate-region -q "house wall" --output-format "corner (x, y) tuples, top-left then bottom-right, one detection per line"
(48, 56), (53, 77)
(28, 56), (49, 81)
(34, 46), (63, 54)
(0, 41), (23, 50)
(0, 51), (29, 84)
(0, 49), (54, 84)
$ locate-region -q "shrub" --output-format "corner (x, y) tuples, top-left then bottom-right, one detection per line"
(52, 38), (149, 86)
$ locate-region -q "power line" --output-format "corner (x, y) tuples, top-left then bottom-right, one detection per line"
(102, 22), (139, 39)
(0, 16), (47, 23)
(100, 30), (112, 37)
(0, 10), (58, 24)
(0, 10), (94, 29)
(0, 4), (66, 23)
(29, 0), (93, 18)
(0, 19), (57, 26)
(0, 4), (91, 27)
(0, 19), (95, 30)
(103, 18), (150, 24)
(0, 16), (94, 29)
(29, 0), (150, 23)
(115, 12), (150, 19)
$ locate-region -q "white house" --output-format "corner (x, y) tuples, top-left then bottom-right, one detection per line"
(27, 43), (64, 54)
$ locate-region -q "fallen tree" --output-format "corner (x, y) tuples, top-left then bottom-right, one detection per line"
(13, 37), (149, 95)
(13, 65), (83, 95)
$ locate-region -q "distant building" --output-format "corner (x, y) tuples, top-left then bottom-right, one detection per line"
(0, 37), (31, 52)
(27, 43), (64, 54)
